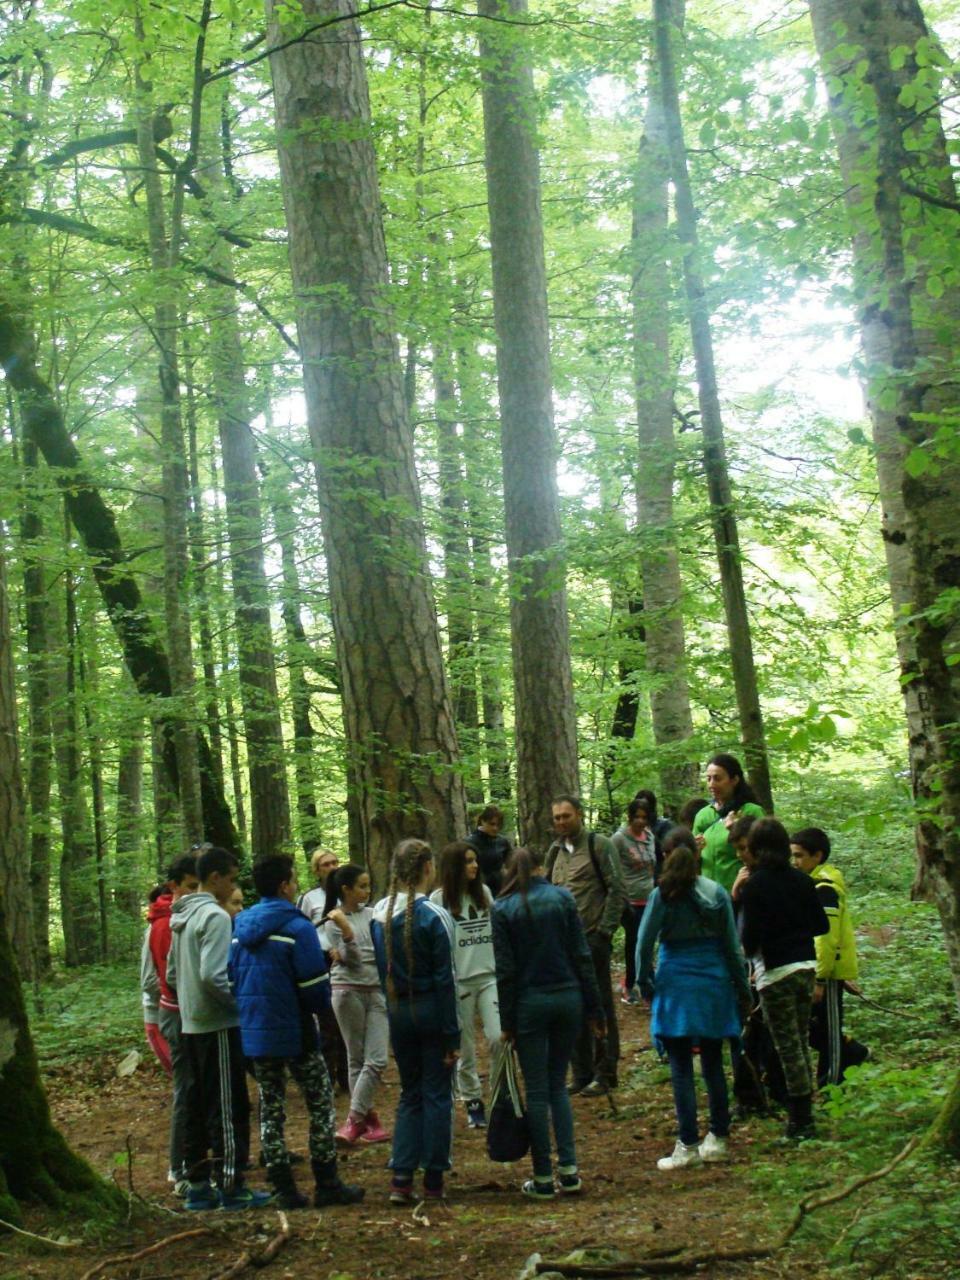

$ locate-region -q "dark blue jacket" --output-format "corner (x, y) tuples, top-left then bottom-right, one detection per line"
(492, 878), (601, 1036)
(371, 894), (461, 1052)
(229, 896), (331, 1059)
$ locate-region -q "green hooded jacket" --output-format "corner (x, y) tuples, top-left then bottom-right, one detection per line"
(810, 862), (859, 981)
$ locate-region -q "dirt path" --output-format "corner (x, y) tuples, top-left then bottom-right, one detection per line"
(9, 1006), (828, 1280)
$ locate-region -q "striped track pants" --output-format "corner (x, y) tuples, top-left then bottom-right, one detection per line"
(181, 1026), (251, 1192)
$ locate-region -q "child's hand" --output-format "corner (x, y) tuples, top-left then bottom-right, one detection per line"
(329, 948), (342, 965)
(328, 909), (354, 942)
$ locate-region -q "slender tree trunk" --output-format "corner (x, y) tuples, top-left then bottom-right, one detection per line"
(458, 348), (512, 805)
(808, 0), (960, 1153)
(18, 436), (52, 975)
(211, 464), (248, 842)
(77, 624), (108, 961)
(478, 0), (579, 847)
(114, 721), (144, 922)
(653, 0), (772, 812)
(202, 127), (291, 857)
(633, 0), (699, 812)
(271, 479), (322, 856)
(133, 80), (205, 844)
(53, 532), (99, 967)
(434, 355), (482, 803)
(184, 336), (225, 790)
(0, 535), (33, 977)
(266, 0), (467, 884)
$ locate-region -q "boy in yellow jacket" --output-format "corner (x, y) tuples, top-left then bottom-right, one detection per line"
(790, 828), (863, 1087)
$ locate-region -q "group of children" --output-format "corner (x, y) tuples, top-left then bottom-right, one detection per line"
(138, 768), (864, 1207)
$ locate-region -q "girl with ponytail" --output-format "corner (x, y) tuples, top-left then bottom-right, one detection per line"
(371, 840), (460, 1204)
(491, 847), (602, 1200)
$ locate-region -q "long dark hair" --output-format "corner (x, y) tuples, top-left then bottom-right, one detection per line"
(658, 844), (698, 902)
(322, 863), (367, 918)
(383, 839), (433, 1004)
(438, 841), (487, 917)
(498, 845), (544, 906)
(708, 753), (757, 812)
(747, 817), (791, 869)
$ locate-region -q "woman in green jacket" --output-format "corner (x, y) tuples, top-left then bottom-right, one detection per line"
(692, 754), (765, 893)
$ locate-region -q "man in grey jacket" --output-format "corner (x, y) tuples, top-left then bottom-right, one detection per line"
(546, 796), (624, 1095)
(168, 845), (270, 1211)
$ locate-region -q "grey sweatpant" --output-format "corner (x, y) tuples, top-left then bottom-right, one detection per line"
(158, 1004), (190, 1178)
(332, 986), (389, 1117)
(457, 977), (501, 1102)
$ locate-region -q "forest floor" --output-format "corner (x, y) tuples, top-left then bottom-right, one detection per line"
(1, 1001), (867, 1280)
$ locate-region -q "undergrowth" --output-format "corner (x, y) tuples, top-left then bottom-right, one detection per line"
(27, 961), (142, 1066)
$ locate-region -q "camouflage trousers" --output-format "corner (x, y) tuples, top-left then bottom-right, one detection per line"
(758, 968), (816, 1097)
(253, 1047), (336, 1169)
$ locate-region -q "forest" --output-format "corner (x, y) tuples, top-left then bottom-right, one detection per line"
(1, 0), (959, 1276)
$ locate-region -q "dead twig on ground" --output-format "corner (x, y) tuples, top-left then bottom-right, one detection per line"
(536, 1134), (921, 1276)
(79, 1227), (214, 1279)
(207, 1211), (292, 1279)
(0, 1219), (78, 1249)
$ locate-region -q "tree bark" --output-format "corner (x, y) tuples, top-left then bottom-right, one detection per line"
(633, 0), (699, 813)
(114, 719), (144, 922)
(653, 0), (773, 812)
(266, 0), (467, 885)
(478, 0), (579, 847)
(0, 535), (33, 977)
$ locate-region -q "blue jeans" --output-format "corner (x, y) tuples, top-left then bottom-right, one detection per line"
(516, 987), (581, 1179)
(662, 1036), (730, 1146)
(388, 998), (454, 1174)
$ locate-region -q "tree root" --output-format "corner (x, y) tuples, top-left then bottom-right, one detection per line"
(536, 1134), (921, 1277)
(0, 1217), (78, 1249)
(79, 1227), (215, 1279)
(207, 1211), (291, 1280)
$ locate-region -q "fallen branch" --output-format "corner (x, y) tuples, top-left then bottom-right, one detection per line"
(207, 1212), (291, 1280)
(79, 1227), (214, 1280)
(0, 1218), (78, 1249)
(536, 1134), (921, 1277)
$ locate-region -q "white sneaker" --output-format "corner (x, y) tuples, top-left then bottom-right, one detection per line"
(698, 1132), (728, 1162)
(657, 1141), (702, 1171)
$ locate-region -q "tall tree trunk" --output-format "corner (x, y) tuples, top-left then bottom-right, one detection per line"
(266, 0), (467, 884)
(271, 479), (321, 856)
(433, 355), (482, 804)
(478, 0), (579, 847)
(458, 349), (512, 805)
(633, 0), (699, 813)
(18, 436), (52, 975)
(133, 76), (205, 843)
(114, 717), (144, 922)
(184, 335), (225, 790)
(808, 0), (960, 1153)
(53, 534), (99, 967)
(210, 457), (249, 843)
(202, 127), (292, 857)
(0, 535), (33, 977)
(653, 0), (773, 812)
(78, 623), (108, 960)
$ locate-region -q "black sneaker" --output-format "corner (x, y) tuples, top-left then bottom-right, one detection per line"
(558, 1171), (583, 1194)
(522, 1179), (555, 1200)
(466, 1099), (487, 1129)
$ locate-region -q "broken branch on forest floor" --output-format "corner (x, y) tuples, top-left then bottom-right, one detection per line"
(536, 1134), (921, 1277)
(207, 1211), (291, 1279)
(0, 1219), (78, 1249)
(78, 1227), (214, 1279)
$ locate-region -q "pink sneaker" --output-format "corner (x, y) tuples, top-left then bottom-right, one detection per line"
(359, 1110), (390, 1144)
(336, 1114), (367, 1145)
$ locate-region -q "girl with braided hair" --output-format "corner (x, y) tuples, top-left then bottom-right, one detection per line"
(372, 839), (460, 1203)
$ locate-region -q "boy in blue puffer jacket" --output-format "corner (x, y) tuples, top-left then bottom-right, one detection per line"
(230, 854), (365, 1210)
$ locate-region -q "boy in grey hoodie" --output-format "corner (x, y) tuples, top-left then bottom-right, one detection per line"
(168, 845), (270, 1211)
